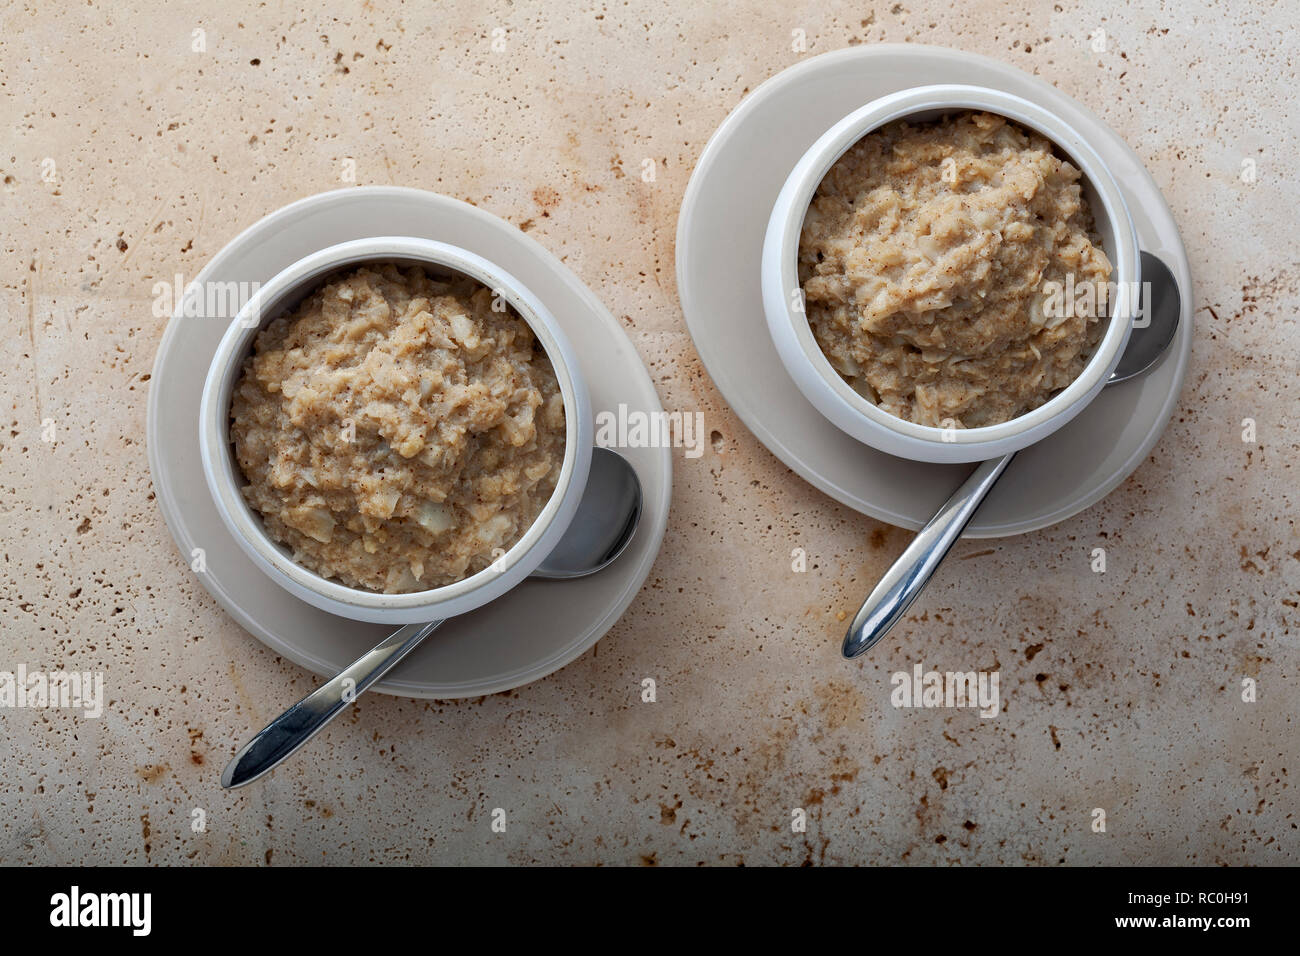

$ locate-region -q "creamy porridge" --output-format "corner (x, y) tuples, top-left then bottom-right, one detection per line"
(799, 110), (1113, 429)
(230, 263), (565, 594)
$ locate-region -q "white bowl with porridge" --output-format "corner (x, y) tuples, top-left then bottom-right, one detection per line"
(762, 85), (1140, 464)
(199, 237), (593, 624)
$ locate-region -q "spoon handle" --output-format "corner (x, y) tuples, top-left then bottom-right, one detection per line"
(842, 452), (1016, 658)
(221, 620), (444, 789)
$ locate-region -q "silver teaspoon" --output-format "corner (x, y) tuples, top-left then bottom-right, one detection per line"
(221, 447), (643, 788)
(842, 252), (1181, 659)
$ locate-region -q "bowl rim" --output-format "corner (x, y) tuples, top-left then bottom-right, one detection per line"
(764, 83), (1140, 451)
(197, 236), (593, 619)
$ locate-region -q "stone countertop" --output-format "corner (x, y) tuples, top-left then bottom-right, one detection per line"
(2, 1), (1296, 865)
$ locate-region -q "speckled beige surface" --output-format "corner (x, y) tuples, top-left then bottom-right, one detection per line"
(2, 1), (1297, 865)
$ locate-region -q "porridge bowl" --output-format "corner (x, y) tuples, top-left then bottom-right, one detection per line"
(199, 237), (593, 625)
(762, 85), (1140, 464)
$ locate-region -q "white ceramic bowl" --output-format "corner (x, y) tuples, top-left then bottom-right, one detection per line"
(762, 84), (1140, 464)
(198, 237), (594, 625)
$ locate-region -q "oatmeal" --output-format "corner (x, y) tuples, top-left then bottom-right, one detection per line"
(799, 110), (1113, 428)
(230, 263), (566, 593)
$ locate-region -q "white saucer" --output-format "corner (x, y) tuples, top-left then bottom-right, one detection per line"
(676, 45), (1193, 537)
(147, 187), (671, 698)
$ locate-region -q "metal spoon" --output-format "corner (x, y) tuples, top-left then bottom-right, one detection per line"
(222, 447), (643, 788)
(842, 252), (1181, 658)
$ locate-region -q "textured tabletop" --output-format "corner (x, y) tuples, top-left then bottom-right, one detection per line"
(2, 0), (1296, 865)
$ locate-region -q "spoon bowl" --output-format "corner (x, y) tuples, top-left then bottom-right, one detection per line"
(1108, 253), (1180, 385)
(534, 446), (643, 578)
